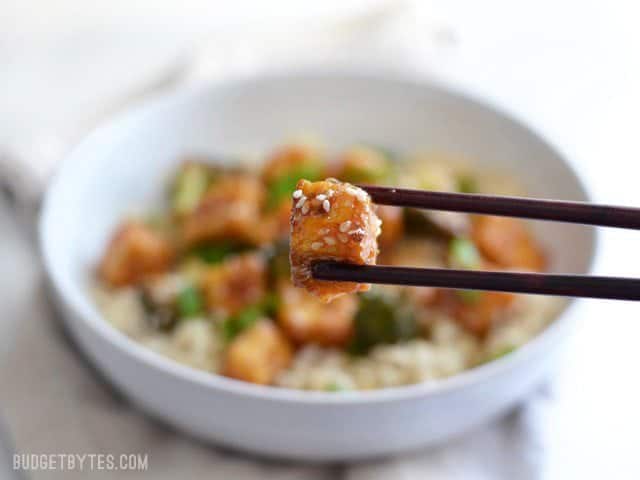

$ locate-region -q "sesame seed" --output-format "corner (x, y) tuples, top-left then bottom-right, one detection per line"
(322, 199), (331, 212)
(356, 190), (368, 202)
(292, 189), (303, 199)
(338, 233), (349, 243)
(296, 196), (306, 208)
(311, 242), (323, 250)
(324, 236), (336, 245)
(318, 228), (330, 235)
(346, 187), (358, 196)
(339, 220), (351, 232)
(315, 194), (327, 201)
(301, 204), (310, 214)
(327, 189), (335, 197)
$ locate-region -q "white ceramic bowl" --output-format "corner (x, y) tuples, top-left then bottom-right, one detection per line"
(39, 72), (595, 461)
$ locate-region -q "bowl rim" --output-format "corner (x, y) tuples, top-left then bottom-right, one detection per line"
(39, 69), (597, 405)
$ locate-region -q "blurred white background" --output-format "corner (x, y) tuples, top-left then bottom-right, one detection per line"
(1, 1), (639, 478)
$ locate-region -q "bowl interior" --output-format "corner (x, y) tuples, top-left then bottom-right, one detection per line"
(40, 72), (595, 392)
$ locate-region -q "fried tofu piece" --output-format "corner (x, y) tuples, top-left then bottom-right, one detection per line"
(181, 174), (266, 246)
(472, 216), (545, 271)
(201, 253), (267, 316)
(99, 222), (174, 287)
(277, 281), (357, 346)
(290, 179), (381, 302)
(437, 289), (515, 337)
(223, 320), (293, 385)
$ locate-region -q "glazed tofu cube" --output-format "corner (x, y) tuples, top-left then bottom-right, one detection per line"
(223, 320), (293, 385)
(182, 174), (266, 246)
(201, 253), (267, 316)
(290, 179), (381, 302)
(277, 281), (357, 346)
(472, 216), (545, 271)
(437, 289), (515, 337)
(99, 222), (174, 287)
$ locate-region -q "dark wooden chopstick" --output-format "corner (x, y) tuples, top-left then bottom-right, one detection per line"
(307, 186), (640, 301)
(312, 262), (640, 301)
(360, 185), (640, 230)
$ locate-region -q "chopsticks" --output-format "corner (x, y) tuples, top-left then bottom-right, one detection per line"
(361, 185), (640, 229)
(310, 185), (640, 301)
(312, 263), (640, 301)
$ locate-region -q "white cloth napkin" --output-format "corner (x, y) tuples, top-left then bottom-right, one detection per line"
(0, 2), (581, 478)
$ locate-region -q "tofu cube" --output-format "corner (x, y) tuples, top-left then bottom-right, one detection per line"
(277, 280), (357, 346)
(182, 174), (266, 246)
(201, 253), (267, 316)
(290, 179), (381, 302)
(99, 222), (174, 287)
(223, 320), (293, 385)
(437, 289), (515, 337)
(472, 216), (545, 271)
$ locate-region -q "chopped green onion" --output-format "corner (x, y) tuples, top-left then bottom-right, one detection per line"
(457, 175), (477, 193)
(259, 293), (279, 317)
(221, 305), (263, 341)
(325, 382), (346, 392)
(359, 143), (398, 162)
(449, 237), (481, 270)
(190, 242), (248, 264)
(267, 240), (291, 280)
(342, 164), (390, 184)
(177, 286), (204, 318)
(266, 164), (322, 210)
(456, 289), (482, 304)
(341, 147), (396, 184)
(488, 345), (517, 362)
(172, 163), (210, 215)
(220, 293), (281, 342)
